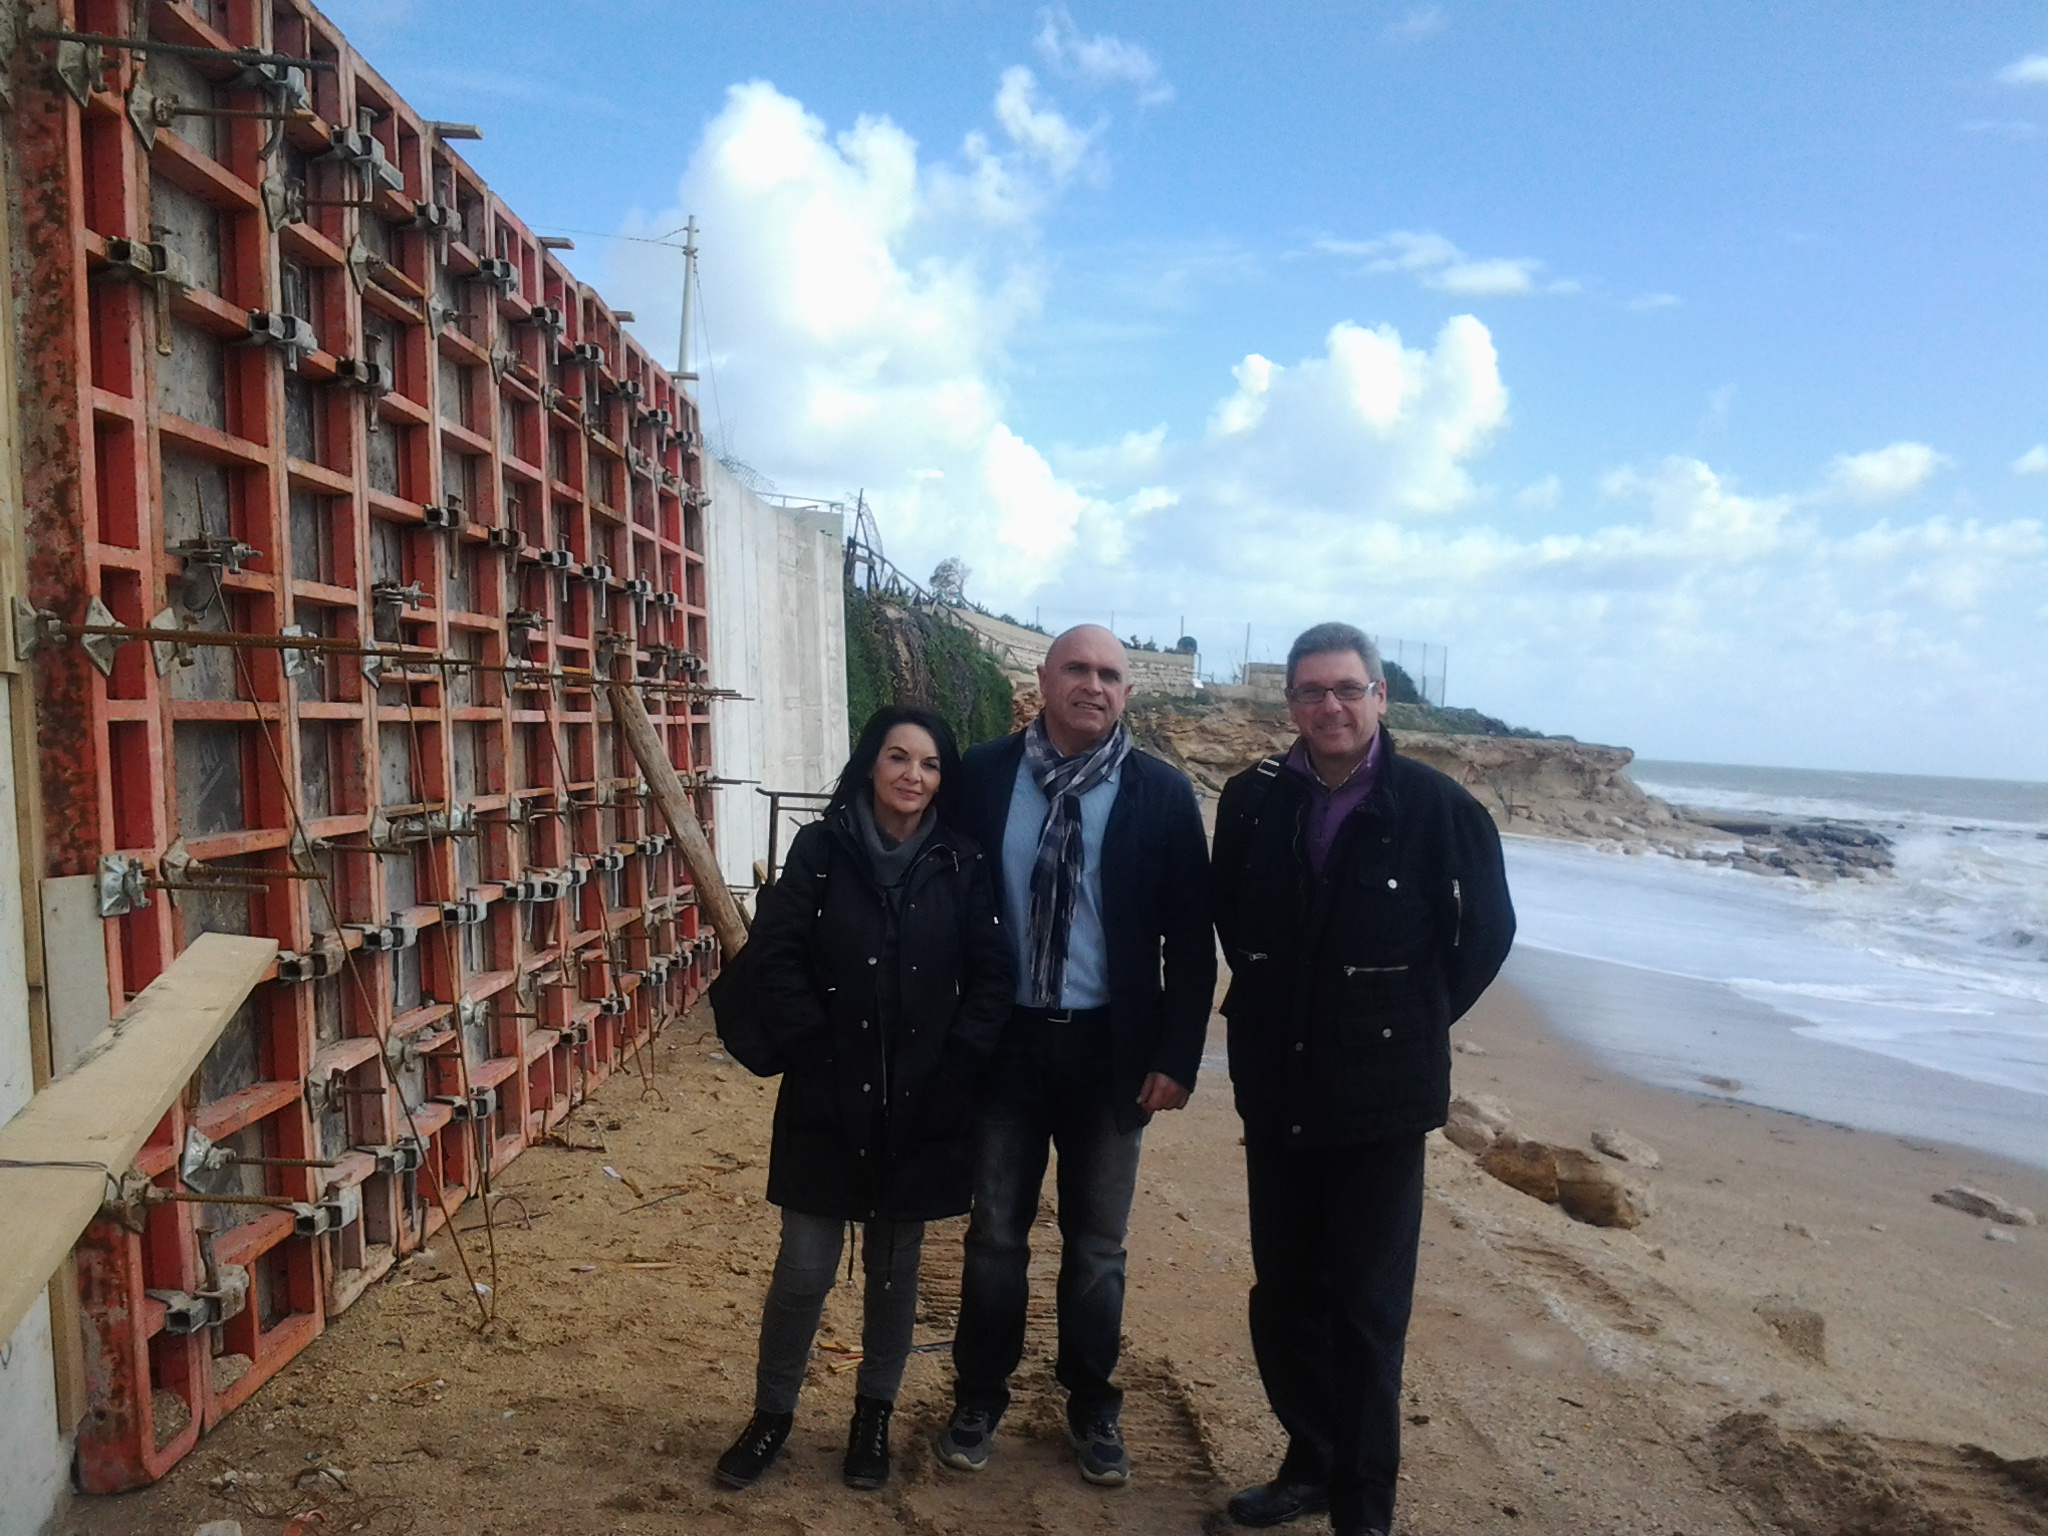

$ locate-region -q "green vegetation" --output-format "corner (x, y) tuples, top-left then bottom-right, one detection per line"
(1383, 660), (1423, 705)
(1386, 701), (1555, 739)
(845, 586), (1016, 749)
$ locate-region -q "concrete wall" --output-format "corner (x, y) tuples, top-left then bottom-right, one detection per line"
(951, 609), (1199, 697)
(703, 461), (849, 890)
(0, 142), (69, 1530)
(0, 696), (66, 1536)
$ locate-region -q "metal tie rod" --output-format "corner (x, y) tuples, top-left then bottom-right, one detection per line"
(29, 29), (341, 69)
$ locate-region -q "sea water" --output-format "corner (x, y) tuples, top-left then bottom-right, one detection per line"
(1500, 761), (2048, 1168)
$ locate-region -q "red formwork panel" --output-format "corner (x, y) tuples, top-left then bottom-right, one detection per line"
(6, 0), (720, 1491)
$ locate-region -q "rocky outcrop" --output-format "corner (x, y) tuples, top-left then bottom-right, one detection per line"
(1128, 696), (1893, 879)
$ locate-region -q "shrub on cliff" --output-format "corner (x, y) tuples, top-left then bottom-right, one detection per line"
(845, 586), (1015, 748)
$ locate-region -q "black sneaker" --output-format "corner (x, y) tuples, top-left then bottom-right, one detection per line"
(843, 1395), (894, 1490)
(933, 1406), (996, 1472)
(714, 1409), (793, 1489)
(1070, 1417), (1132, 1487)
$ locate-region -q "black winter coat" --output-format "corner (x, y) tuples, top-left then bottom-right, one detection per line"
(1210, 731), (1515, 1147)
(956, 732), (1216, 1134)
(749, 813), (1015, 1221)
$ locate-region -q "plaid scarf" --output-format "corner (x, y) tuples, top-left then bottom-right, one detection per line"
(1021, 713), (1130, 1007)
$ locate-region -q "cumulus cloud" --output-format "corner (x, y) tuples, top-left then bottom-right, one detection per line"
(612, 67), (2048, 774)
(1034, 8), (1174, 104)
(1826, 442), (1952, 503)
(1996, 53), (2048, 85)
(1318, 230), (1561, 297)
(992, 66), (1096, 182)
(2013, 444), (2048, 475)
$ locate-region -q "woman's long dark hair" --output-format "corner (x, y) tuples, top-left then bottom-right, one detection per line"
(825, 704), (964, 824)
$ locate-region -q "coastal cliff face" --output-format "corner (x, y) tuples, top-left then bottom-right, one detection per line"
(1129, 699), (1890, 878)
(1131, 698), (1681, 841)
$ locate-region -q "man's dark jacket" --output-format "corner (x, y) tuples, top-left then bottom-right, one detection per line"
(957, 729), (1216, 1134)
(749, 813), (1015, 1221)
(1210, 729), (1514, 1147)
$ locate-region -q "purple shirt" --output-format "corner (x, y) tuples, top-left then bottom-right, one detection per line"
(1284, 731), (1384, 880)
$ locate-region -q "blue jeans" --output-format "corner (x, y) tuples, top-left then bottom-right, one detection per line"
(950, 1011), (1145, 1430)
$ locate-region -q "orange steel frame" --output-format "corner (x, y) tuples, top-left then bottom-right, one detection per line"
(9, 0), (717, 1492)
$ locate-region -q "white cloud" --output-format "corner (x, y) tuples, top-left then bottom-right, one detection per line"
(613, 71), (2048, 776)
(1996, 53), (2048, 85)
(1627, 292), (1680, 312)
(1193, 315), (1509, 518)
(1826, 442), (1952, 503)
(992, 66), (1096, 182)
(2013, 445), (2048, 475)
(610, 78), (1092, 588)
(1034, 8), (1174, 104)
(1385, 6), (1446, 43)
(1318, 230), (1558, 297)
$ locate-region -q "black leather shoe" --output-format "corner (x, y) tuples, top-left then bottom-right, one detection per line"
(714, 1409), (793, 1488)
(843, 1395), (894, 1490)
(1227, 1479), (1330, 1527)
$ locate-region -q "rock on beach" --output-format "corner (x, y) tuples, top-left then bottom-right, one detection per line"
(1932, 1186), (2038, 1226)
(1591, 1127), (1662, 1169)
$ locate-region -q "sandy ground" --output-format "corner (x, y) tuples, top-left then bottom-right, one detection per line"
(62, 987), (2048, 1536)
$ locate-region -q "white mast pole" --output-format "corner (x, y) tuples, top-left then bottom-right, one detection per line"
(674, 215), (699, 382)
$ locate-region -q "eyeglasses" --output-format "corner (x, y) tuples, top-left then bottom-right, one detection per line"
(1285, 682), (1380, 705)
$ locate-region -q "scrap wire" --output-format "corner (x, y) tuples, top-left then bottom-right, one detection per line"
(230, 640), (498, 1329)
(541, 702), (662, 1096)
(398, 685), (503, 1306)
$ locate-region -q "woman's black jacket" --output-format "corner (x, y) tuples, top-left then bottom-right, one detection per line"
(748, 812), (1015, 1222)
(1210, 731), (1515, 1147)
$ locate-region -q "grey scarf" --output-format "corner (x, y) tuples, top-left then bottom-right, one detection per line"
(851, 795), (935, 899)
(1021, 714), (1130, 1007)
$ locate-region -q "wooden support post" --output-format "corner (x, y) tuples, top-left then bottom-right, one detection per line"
(0, 932), (277, 1345)
(607, 682), (750, 954)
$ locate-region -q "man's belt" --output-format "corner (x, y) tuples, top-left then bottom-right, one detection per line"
(1013, 1004), (1111, 1026)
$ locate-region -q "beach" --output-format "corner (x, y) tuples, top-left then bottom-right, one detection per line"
(63, 973), (2048, 1536)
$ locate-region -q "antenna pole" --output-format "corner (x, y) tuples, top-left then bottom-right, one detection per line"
(674, 215), (699, 382)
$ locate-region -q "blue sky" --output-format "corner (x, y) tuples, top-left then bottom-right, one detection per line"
(327, 2), (2048, 778)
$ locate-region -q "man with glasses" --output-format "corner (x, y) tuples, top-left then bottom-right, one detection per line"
(935, 624), (1214, 1489)
(1210, 622), (1514, 1536)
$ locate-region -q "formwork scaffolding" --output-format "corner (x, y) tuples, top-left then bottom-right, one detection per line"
(5, 0), (717, 1492)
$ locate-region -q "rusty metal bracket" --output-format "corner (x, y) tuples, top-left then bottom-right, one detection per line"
(275, 941), (344, 984)
(244, 309), (317, 371)
(260, 172), (306, 230)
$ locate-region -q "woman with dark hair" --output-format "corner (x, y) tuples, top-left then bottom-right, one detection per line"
(714, 704), (1014, 1493)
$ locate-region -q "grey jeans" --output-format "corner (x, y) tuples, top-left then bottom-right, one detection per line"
(754, 1207), (925, 1413)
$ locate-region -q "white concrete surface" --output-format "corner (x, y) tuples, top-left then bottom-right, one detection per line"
(703, 460), (849, 890)
(0, 686), (70, 1536)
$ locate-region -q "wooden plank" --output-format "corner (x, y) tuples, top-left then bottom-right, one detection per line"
(0, 932), (277, 1344)
(607, 682), (749, 954)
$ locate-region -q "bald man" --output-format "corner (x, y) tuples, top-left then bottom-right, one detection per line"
(934, 626), (1215, 1488)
